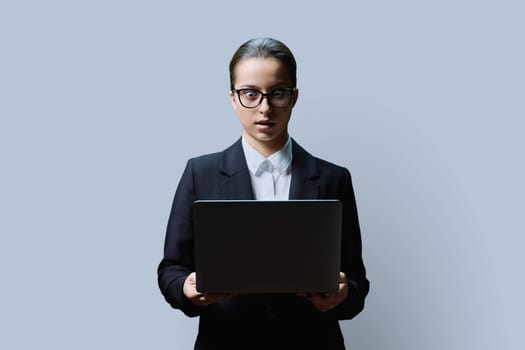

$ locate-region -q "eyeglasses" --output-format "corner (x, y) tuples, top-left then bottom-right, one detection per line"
(233, 88), (296, 108)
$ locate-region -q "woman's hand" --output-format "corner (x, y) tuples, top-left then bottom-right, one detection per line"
(298, 272), (349, 312)
(183, 272), (235, 306)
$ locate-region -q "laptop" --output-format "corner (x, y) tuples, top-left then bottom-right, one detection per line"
(193, 199), (342, 293)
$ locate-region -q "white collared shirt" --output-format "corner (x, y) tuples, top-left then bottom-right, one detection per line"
(242, 136), (293, 200)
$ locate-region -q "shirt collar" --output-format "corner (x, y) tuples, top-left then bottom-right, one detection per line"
(242, 136), (293, 176)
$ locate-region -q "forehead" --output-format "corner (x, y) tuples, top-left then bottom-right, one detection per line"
(233, 57), (292, 88)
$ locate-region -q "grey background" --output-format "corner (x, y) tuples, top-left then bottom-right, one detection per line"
(1, 1), (523, 349)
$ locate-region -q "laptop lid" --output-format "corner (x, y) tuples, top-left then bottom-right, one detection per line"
(193, 199), (342, 293)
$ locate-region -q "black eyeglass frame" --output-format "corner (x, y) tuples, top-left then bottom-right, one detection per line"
(233, 87), (296, 109)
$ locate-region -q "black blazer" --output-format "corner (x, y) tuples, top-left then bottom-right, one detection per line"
(158, 138), (369, 350)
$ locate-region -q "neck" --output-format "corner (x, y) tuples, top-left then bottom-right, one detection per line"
(244, 133), (289, 158)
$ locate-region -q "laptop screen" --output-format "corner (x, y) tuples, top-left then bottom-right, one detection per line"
(193, 199), (342, 293)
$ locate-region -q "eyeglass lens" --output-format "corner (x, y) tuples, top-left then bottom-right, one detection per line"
(237, 88), (293, 108)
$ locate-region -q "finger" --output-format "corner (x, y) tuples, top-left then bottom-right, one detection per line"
(192, 295), (207, 306)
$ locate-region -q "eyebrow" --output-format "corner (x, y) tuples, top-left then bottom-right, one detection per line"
(237, 82), (292, 90)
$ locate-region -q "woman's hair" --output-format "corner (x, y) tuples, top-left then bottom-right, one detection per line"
(229, 37), (297, 90)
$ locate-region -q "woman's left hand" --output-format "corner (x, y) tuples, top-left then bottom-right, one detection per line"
(298, 272), (349, 312)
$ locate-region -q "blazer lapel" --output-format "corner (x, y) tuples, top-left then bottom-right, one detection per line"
(218, 138), (319, 200)
(289, 139), (320, 199)
(219, 138), (255, 200)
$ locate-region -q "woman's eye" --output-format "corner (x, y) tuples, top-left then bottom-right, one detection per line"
(271, 89), (285, 98)
(242, 90), (259, 99)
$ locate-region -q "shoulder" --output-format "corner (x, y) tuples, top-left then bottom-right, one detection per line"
(292, 139), (351, 177)
(315, 155), (349, 172)
(189, 151), (222, 165)
(315, 156), (352, 186)
(185, 138), (244, 172)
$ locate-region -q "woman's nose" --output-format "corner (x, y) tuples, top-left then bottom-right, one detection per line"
(258, 95), (272, 113)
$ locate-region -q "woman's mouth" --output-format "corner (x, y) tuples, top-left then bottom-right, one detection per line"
(255, 120), (275, 130)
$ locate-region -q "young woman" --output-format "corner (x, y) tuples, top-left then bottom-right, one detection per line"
(158, 37), (369, 350)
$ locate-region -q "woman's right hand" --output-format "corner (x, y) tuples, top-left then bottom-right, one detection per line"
(183, 272), (236, 306)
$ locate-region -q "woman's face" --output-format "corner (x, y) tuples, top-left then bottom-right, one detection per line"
(230, 57), (298, 156)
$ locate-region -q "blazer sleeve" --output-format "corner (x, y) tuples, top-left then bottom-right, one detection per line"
(157, 159), (205, 317)
(328, 167), (370, 320)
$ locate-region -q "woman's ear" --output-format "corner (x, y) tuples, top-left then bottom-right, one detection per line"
(291, 88), (299, 108)
(229, 90), (237, 111)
